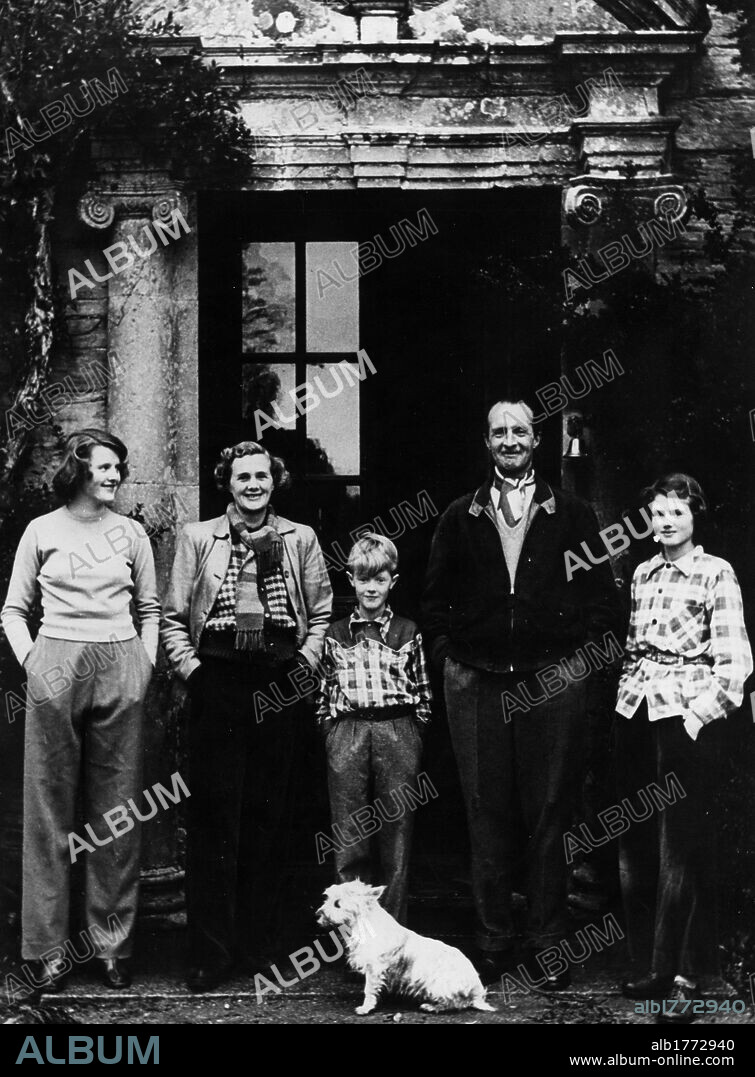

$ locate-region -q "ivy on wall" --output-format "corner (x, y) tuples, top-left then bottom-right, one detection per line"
(0, 0), (252, 516)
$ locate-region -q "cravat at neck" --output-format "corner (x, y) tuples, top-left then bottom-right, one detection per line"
(493, 470), (534, 524)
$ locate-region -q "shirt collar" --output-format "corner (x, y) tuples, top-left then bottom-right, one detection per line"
(350, 606), (393, 636)
(471, 473), (555, 517)
(646, 544), (702, 578)
(494, 467), (535, 490)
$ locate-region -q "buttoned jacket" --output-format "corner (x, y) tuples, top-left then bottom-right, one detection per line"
(161, 512), (333, 682)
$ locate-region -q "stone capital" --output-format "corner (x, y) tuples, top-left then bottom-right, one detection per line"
(563, 175), (687, 227)
(78, 186), (189, 229)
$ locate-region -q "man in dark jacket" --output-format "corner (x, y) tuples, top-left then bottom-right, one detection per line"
(423, 400), (620, 986)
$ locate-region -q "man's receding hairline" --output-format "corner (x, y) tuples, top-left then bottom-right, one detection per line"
(487, 400), (536, 431)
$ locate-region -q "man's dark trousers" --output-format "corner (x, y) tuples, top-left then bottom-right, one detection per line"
(444, 656), (586, 951)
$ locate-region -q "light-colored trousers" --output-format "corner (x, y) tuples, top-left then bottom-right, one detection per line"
(21, 635), (151, 960)
(325, 716), (423, 926)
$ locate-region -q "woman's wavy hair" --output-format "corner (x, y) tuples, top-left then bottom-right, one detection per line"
(214, 441), (291, 493)
(52, 428), (129, 502)
(641, 472), (707, 518)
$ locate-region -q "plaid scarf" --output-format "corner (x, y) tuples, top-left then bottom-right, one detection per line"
(226, 503), (285, 652)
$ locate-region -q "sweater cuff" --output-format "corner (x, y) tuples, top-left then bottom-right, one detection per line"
(3, 621), (34, 668)
(141, 624), (160, 665)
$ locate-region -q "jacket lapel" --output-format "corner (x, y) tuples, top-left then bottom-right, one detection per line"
(273, 514), (301, 611)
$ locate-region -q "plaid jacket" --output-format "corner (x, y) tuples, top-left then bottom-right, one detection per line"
(316, 607), (433, 727)
(616, 546), (752, 736)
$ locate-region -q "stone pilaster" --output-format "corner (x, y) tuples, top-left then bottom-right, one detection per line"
(76, 183), (199, 538)
(77, 182), (199, 923)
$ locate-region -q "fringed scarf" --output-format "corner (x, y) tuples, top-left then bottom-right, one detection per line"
(227, 503), (285, 652)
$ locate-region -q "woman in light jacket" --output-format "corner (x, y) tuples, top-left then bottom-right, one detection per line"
(1, 429), (159, 992)
(615, 473), (752, 1023)
(161, 440), (332, 992)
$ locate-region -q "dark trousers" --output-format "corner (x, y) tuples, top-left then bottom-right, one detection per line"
(186, 655), (301, 966)
(444, 656), (586, 950)
(614, 705), (721, 980)
(325, 717), (423, 925)
(22, 636), (149, 960)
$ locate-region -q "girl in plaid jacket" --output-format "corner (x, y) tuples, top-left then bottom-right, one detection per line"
(615, 473), (752, 1022)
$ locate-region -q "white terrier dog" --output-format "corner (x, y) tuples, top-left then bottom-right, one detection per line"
(316, 880), (494, 1015)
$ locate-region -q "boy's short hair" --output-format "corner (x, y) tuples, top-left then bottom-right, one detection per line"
(347, 533), (398, 577)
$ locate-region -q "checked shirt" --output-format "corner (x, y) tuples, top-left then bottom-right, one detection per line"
(316, 606), (432, 728)
(616, 545), (752, 737)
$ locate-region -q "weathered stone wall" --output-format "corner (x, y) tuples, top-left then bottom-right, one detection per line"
(3, 0), (752, 924)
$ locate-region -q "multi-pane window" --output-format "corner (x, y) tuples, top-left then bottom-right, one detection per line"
(240, 240), (365, 557)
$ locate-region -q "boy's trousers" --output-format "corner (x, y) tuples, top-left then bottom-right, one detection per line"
(22, 635), (151, 960)
(325, 715), (423, 925)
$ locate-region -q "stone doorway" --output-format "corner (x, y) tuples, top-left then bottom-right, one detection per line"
(199, 187), (562, 617)
(197, 187), (564, 921)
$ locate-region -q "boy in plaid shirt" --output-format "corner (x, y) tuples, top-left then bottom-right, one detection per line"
(317, 534), (432, 924)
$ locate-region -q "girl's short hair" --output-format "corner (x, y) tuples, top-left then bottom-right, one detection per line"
(214, 441), (291, 492)
(347, 533), (398, 578)
(641, 473), (707, 517)
(52, 428), (129, 502)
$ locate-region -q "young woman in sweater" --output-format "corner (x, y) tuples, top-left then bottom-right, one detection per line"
(1, 429), (160, 991)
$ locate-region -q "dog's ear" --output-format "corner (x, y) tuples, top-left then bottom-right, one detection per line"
(370, 885), (386, 900)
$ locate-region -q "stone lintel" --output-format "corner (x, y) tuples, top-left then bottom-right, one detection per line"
(198, 30), (702, 69)
(554, 29), (702, 59)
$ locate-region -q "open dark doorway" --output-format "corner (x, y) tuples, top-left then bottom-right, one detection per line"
(199, 188), (562, 613)
(198, 188), (562, 923)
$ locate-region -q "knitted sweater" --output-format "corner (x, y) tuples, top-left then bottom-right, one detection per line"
(1, 507), (160, 665)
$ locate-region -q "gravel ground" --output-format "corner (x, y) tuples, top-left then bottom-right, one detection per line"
(2, 964), (752, 1026)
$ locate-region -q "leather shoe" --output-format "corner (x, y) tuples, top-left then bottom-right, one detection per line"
(657, 979), (698, 1025)
(475, 952), (513, 987)
(622, 972), (673, 999)
(96, 958), (131, 990)
(185, 961), (233, 993)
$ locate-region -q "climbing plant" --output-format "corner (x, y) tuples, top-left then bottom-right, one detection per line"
(0, 0), (252, 515)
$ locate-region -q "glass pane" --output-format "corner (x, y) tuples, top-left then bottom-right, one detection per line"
(242, 242), (295, 352)
(242, 362), (297, 432)
(306, 242), (359, 352)
(305, 362), (360, 475)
